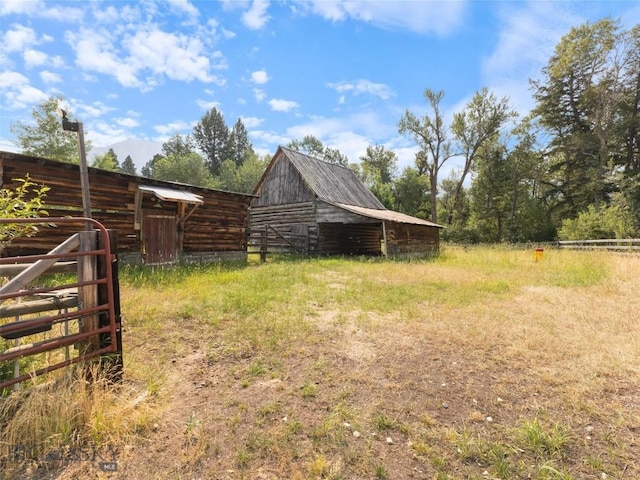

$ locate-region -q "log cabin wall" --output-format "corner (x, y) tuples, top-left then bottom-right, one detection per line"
(247, 202), (318, 254)
(1, 152), (253, 263)
(385, 222), (440, 257)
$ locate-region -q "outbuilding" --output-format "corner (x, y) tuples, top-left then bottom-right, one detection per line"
(248, 146), (442, 257)
(0, 151), (253, 264)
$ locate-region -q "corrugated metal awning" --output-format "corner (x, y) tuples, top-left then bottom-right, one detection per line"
(139, 185), (203, 204)
(335, 203), (444, 228)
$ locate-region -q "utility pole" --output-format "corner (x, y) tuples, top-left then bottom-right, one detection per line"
(60, 109), (92, 230)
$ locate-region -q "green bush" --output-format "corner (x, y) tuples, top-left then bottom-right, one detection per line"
(0, 175), (49, 247)
(558, 204), (635, 240)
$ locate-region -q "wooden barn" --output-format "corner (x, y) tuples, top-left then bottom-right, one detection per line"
(248, 146), (442, 257)
(0, 151), (253, 264)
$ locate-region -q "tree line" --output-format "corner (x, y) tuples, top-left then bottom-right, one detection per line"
(9, 18), (639, 242)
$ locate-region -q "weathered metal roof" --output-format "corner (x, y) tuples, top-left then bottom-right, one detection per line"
(139, 185), (204, 204)
(335, 203), (444, 228)
(279, 146), (385, 210)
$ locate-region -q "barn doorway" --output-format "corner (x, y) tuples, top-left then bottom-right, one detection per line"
(135, 185), (204, 265)
(142, 210), (177, 264)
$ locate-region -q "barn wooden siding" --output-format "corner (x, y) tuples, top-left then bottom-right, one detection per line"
(247, 202), (318, 253)
(0, 152), (253, 263)
(385, 222), (439, 257)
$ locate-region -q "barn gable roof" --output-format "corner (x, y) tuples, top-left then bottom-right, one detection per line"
(272, 146), (386, 210)
(253, 146), (443, 229)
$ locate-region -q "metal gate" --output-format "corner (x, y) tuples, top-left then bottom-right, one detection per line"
(0, 218), (122, 390)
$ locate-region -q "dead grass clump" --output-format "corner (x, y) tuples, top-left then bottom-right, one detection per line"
(0, 365), (158, 474)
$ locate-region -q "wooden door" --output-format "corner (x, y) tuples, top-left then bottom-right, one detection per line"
(142, 210), (177, 264)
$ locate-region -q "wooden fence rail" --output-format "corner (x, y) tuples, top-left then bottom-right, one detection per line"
(557, 239), (640, 251)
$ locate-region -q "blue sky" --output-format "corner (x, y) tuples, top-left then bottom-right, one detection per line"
(1, 0), (638, 173)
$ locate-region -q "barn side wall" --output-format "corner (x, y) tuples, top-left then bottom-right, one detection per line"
(247, 202), (318, 254)
(0, 152), (252, 261)
(385, 222), (440, 257)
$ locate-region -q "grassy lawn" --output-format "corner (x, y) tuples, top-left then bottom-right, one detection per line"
(2, 246), (639, 479)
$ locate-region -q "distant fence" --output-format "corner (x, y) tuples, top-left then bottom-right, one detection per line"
(557, 239), (640, 252)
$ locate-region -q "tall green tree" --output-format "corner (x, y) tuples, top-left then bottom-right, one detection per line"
(531, 19), (627, 216)
(449, 88), (517, 224)
(398, 89), (452, 222)
(10, 96), (91, 163)
(214, 151), (269, 194)
(228, 119), (254, 167)
(121, 155), (137, 175)
(141, 153), (164, 178)
(151, 152), (213, 187)
(359, 145), (398, 209)
(394, 166), (429, 218)
(193, 107), (230, 176)
(162, 133), (195, 158)
(288, 135), (349, 167)
(92, 148), (119, 171)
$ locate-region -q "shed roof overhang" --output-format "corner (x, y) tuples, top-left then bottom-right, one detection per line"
(334, 203), (444, 228)
(139, 185), (204, 204)
(135, 185), (204, 231)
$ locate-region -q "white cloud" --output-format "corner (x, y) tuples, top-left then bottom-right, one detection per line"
(0, 0), (43, 16)
(328, 79), (395, 100)
(91, 5), (122, 23)
(0, 137), (19, 152)
(165, 0), (200, 18)
(243, 0), (270, 29)
(197, 99), (220, 110)
(87, 121), (129, 148)
(280, 110), (398, 163)
(4, 25), (38, 53)
(50, 55), (65, 68)
(76, 101), (114, 118)
(66, 25), (225, 91)
(240, 116), (264, 128)
(294, 0), (466, 36)
(0, 71), (48, 109)
(253, 88), (267, 102)
(250, 129), (290, 146)
(154, 121), (193, 135)
(269, 98), (299, 112)
(40, 70), (62, 83)
(115, 117), (140, 128)
(125, 28), (216, 83)
(24, 49), (48, 68)
(482, 1), (584, 116)
(251, 70), (269, 85)
(0, 0), (83, 20)
(67, 28), (142, 88)
(221, 28), (236, 39)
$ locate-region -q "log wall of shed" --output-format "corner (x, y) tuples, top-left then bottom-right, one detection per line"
(247, 202), (318, 253)
(0, 153), (252, 260)
(385, 222), (440, 256)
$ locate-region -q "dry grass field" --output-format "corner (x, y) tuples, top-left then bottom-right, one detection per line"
(1, 246), (639, 479)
